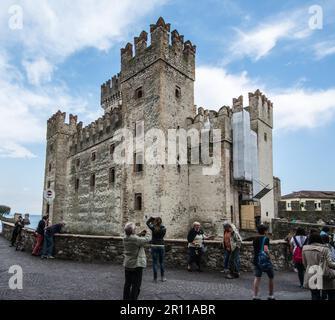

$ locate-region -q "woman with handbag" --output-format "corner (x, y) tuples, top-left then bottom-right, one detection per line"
(302, 232), (335, 300)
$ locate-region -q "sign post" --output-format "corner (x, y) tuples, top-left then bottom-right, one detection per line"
(43, 189), (55, 204)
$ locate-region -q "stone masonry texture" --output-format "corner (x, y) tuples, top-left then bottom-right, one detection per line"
(42, 17), (276, 238)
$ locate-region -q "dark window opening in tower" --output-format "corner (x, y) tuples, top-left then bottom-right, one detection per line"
(264, 132), (267, 142)
(48, 163), (52, 172)
(135, 193), (142, 211)
(91, 152), (96, 161)
(109, 167), (115, 184)
(136, 87), (143, 99)
(46, 204), (50, 215)
(175, 86), (181, 98)
(47, 181), (51, 189)
(110, 144), (115, 158)
(90, 173), (96, 190)
(75, 178), (79, 191)
(76, 158), (80, 167)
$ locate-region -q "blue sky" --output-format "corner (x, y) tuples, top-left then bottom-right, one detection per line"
(0, 0), (334, 213)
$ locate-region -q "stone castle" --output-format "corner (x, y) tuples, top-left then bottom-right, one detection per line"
(43, 18), (276, 238)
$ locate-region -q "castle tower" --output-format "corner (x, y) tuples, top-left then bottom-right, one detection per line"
(43, 111), (77, 224)
(249, 89), (274, 222)
(119, 17), (196, 236)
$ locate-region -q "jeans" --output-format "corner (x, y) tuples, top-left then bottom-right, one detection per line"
(224, 251), (230, 269)
(42, 234), (54, 257)
(228, 248), (240, 275)
(151, 246), (165, 279)
(295, 263), (305, 287)
(123, 267), (143, 300)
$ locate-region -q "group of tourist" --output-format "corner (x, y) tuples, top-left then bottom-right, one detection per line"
(122, 217), (276, 300)
(8, 213), (335, 300)
(10, 215), (65, 259)
(289, 226), (335, 300)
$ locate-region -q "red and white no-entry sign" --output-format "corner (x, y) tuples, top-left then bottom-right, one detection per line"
(43, 189), (55, 202)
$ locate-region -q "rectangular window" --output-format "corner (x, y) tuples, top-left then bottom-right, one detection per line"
(76, 158), (80, 167)
(47, 181), (51, 189)
(90, 173), (95, 191)
(110, 144), (115, 158)
(46, 204), (50, 215)
(264, 133), (267, 142)
(91, 152), (96, 161)
(135, 193), (142, 211)
(109, 167), (115, 184)
(135, 87), (143, 99)
(287, 202), (291, 208)
(175, 86), (181, 98)
(75, 178), (79, 191)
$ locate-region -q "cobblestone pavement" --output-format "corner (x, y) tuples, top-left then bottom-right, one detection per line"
(0, 236), (309, 300)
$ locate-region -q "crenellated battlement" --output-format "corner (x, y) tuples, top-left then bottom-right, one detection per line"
(248, 89), (273, 128)
(47, 111), (77, 139)
(101, 73), (122, 112)
(186, 105), (233, 143)
(232, 95), (244, 113)
(68, 107), (122, 156)
(120, 17), (196, 81)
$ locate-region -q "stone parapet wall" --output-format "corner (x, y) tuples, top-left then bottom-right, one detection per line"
(272, 219), (335, 240)
(1, 222), (289, 271)
(278, 210), (335, 223)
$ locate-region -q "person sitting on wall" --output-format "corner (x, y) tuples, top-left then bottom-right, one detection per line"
(223, 222), (242, 279)
(187, 221), (213, 272)
(10, 215), (24, 247)
(32, 215), (49, 256)
(41, 222), (65, 259)
(146, 216), (167, 282)
(123, 222), (150, 300)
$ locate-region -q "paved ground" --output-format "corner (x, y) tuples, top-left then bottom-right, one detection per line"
(0, 236), (309, 300)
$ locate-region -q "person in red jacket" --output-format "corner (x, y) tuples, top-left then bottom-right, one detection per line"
(32, 215), (49, 256)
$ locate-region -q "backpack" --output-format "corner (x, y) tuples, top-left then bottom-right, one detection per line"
(292, 236), (305, 264)
(257, 236), (273, 271)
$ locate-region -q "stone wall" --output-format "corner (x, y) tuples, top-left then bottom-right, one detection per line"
(278, 209), (335, 223)
(272, 219), (335, 240)
(1, 221), (289, 271)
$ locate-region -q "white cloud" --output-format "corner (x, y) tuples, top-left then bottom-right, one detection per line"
(231, 22), (294, 61)
(0, 0), (166, 60)
(195, 65), (335, 132)
(0, 0), (166, 158)
(22, 58), (54, 86)
(314, 41), (335, 60)
(0, 142), (36, 159)
(0, 53), (90, 158)
(272, 89), (335, 130)
(229, 8), (312, 61)
(195, 66), (260, 107)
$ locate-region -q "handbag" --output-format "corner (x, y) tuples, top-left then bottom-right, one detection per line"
(320, 248), (335, 280)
